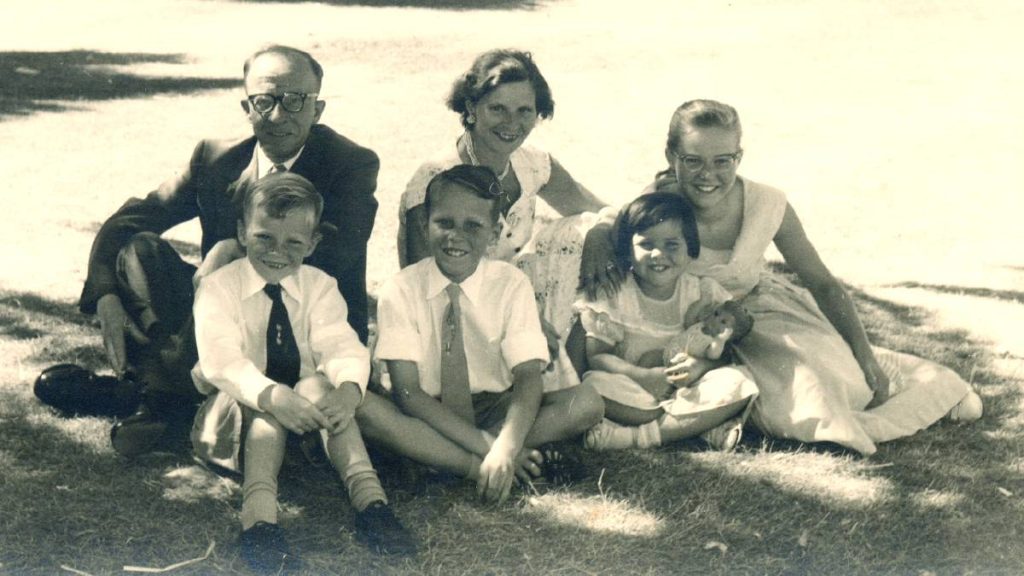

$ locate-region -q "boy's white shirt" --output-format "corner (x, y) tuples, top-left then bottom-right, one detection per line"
(375, 257), (549, 397)
(191, 257), (370, 411)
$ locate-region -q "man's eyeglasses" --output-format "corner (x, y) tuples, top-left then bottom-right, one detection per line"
(246, 92), (318, 116)
(673, 150), (742, 173)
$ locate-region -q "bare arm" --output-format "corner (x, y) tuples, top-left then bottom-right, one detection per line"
(536, 157), (607, 217)
(586, 336), (673, 399)
(579, 221), (623, 300)
(773, 203), (889, 406)
(387, 360), (492, 457)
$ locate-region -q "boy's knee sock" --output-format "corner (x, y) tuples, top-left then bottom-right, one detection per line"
(344, 468), (387, 512)
(241, 478), (278, 530)
(328, 429), (387, 512)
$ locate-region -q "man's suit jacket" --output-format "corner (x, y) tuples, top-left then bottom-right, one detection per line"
(80, 124), (379, 343)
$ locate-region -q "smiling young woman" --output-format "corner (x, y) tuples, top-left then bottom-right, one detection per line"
(609, 99), (983, 455)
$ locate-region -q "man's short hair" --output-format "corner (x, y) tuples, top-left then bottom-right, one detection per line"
(243, 44), (324, 89)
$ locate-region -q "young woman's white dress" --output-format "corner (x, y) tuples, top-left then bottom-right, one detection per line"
(649, 176), (972, 455)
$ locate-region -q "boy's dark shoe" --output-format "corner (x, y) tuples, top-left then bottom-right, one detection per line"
(34, 363), (141, 418)
(110, 390), (197, 457)
(110, 403), (168, 457)
(354, 501), (418, 556)
(240, 522), (300, 575)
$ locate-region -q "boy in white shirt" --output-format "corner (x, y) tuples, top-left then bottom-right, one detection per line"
(363, 165), (604, 504)
(191, 173), (415, 573)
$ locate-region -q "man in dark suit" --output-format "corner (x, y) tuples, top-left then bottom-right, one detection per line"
(38, 45), (379, 456)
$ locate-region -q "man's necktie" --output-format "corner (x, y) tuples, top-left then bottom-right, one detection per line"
(440, 283), (474, 424)
(263, 284), (300, 386)
(270, 163), (287, 175)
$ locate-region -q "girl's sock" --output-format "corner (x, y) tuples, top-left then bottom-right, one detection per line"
(635, 420), (662, 448)
(585, 418), (662, 450)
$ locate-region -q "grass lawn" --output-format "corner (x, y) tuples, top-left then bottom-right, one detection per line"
(2, 0), (1024, 574)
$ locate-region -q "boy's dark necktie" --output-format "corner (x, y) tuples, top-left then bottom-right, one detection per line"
(263, 283), (300, 386)
(440, 283), (474, 424)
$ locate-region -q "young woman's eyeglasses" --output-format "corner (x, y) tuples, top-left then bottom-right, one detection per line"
(673, 150), (742, 173)
(246, 92), (318, 115)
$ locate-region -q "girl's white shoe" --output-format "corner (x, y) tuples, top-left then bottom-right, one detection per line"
(948, 390), (983, 423)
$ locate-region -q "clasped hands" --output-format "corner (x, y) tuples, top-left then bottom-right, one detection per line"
(259, 381), (361, 436)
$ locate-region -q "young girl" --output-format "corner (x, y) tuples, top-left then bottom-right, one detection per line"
(577, 192), (758, 452)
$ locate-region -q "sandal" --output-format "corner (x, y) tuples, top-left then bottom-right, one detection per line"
(947, 390), (983, 423)
(537, 441), (587, 486)
(700, 417), (743, 452)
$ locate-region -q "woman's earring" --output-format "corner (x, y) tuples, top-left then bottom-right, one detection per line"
(467, 112), (476, 125)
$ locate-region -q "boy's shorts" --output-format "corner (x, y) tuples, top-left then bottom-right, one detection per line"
(191, 390), (248, 473)
(472, 389), (515, 434)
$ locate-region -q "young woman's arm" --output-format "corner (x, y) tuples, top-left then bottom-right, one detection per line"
(387, 360), (492, 457)
(773, 203), (890, 407)
(536, 157), (607, 216)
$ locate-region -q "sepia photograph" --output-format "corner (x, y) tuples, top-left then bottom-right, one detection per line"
(2, 0), (1022, 573)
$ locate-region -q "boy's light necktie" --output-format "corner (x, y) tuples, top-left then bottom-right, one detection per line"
(263, 283), (300, 386)
(440, 283), (474, 424)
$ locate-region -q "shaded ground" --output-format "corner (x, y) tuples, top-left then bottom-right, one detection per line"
(2, 281), (1023, 575)
(0, 50), (237, 118)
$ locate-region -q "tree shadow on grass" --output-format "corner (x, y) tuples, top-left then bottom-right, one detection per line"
(0, 291), (95, 334)
(0, 50), (238, 120)
(224, 0), (543, 9)
(888, 281), (1024, 306)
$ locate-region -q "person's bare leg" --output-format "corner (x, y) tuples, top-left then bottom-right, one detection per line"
(522, 383), (604, 447)
(658, 399), (747, 444)
(356, 392), (481, 479)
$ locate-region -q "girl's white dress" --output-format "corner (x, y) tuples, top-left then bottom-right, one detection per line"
(648, 175), (973, 454)
(399, 143), (600, 389)
(575, 274), (758, 418)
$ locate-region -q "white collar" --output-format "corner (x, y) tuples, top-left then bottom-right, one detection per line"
(255, 144), (304, 179)
(239, 258), (302, 303)
(425, 258), (485, 306)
